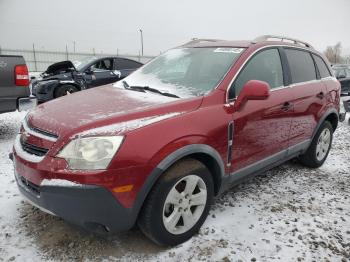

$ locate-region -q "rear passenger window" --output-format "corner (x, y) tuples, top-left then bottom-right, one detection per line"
(230, 48), (284, 98)
(90, 59), (113, 71)
(313, 55), (331, 78)
(285, 49), (316, 84)
(116, 59), (142, 70)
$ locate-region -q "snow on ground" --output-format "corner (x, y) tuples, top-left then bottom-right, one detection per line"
(0, 111), (349, 261)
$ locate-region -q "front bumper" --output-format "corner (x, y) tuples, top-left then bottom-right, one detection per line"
(14, 166), (135, 235)
(32, 81), (58, 103)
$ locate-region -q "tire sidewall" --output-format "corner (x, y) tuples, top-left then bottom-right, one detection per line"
(54, 85), (78, 98)
(312, 121), (333, 166)
(147, 164), (214, 246)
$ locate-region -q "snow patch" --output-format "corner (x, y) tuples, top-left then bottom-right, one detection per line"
(13, 135), (44, 163)
(41, 179), (83, 187)
(76, 112), (182, 137)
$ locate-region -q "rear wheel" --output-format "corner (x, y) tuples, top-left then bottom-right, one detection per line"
(299, 121), (333, 168)
(54, 84), (78, 98)
(138, 159), (214, 246)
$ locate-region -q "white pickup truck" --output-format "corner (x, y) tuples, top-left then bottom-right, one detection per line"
(0, 55), (37, 114)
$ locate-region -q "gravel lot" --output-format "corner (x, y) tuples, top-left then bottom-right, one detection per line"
(0, 111), (349, 261)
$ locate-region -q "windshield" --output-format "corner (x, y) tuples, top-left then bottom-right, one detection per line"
(115, 47), (244, 98)
(73, 57), (97, 71)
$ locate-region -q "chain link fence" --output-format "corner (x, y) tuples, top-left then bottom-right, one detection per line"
(0, 47), (154, 72)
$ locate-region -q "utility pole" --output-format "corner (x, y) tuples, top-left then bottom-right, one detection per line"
(65, 44), (69, 60)
(139, 29), (144, 56)
(32, 43), (37, 72)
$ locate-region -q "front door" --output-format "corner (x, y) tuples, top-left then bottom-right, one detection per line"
(227, 48), (294, 173)
(85, 58), (119, 88)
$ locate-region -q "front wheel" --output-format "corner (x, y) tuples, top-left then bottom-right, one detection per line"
(54, 84), (79, 98)
(299, 121), (333, 168)
(138, 159), (214, 246)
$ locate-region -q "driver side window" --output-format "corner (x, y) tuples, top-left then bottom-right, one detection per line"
(229, 48), (284, 99)
(90, 59), (113, 72)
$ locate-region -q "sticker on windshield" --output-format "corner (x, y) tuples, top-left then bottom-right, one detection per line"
(214, 48), (244, 53)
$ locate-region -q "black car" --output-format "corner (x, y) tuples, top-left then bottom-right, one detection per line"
(31, 56), (143, 102)
(333, 65), (350, 96)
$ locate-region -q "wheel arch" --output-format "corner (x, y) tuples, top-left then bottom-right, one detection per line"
(324, 112), (338, 131)
(312, 108), (339, 141)
(131, 144), (226, 221)
(155, 144), (225, 196)
(54, 82), (82, 97)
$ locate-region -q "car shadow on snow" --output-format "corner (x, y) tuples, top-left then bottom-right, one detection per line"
(17, 201), (165, 260)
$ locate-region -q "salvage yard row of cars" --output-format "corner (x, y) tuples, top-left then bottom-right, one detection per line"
(31, 56), (143, 103)
(0, 55), (143, 113)
(0, 35), (349, 245)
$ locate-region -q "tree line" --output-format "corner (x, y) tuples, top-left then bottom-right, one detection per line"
(324, 42), (349, 64)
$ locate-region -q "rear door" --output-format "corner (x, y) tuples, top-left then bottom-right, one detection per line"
(228, 48), (294, 172)
(284, 48), (327, 148)
(312, 54), (341, 114)
(86, 58), (118, 88)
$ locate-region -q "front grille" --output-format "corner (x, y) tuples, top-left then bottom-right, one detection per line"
(26, 121), (58, 139)
(20, 140), (48, 156)
(19, 175), (40, 195)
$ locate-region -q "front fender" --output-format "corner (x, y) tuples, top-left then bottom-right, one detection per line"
(128, 141), (225, 224)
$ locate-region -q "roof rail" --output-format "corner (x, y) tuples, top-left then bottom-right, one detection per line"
(254, 35), (313, 48)
(182, 38), (223, 46)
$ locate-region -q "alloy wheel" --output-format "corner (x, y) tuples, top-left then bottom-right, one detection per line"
(316, 128), (331, 161)
(162, 175), (207, 235)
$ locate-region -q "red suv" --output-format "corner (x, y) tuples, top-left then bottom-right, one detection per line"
(12, 35), (341, 246)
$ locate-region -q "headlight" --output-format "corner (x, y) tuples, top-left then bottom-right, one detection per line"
(57, 136), (124, 170)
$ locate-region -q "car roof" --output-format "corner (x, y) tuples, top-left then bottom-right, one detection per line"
(332, 64), (350, 68)
(182, 40), (252, 48)
(181, 35), (315, 51)
(91, 56), (142, 64)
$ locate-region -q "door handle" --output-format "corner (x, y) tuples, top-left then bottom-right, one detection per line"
(316, 92), (325, 99)
(281, 102), (292, 111)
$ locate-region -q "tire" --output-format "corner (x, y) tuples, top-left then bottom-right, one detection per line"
(299, 121), (333, 168)
(138, 158), (214, 246)
(54, 84), (79, 98)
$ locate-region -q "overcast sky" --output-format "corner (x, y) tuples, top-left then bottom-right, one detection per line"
(0, 0), (349, 56)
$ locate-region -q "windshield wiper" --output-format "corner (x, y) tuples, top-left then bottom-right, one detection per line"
(122, 81), (179, 98)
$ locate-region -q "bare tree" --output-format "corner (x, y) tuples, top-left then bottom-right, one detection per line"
(324, 42), (343, 64)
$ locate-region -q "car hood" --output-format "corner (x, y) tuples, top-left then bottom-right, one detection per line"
(27, 84), (202, 139)
(44, 60), (76, 76)
(33, 73), (74, 85)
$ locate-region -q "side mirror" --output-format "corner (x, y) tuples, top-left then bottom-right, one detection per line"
(337, 74), (346, 79)
(113, 70), (122, 78)
(233, 80), (270, 111)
